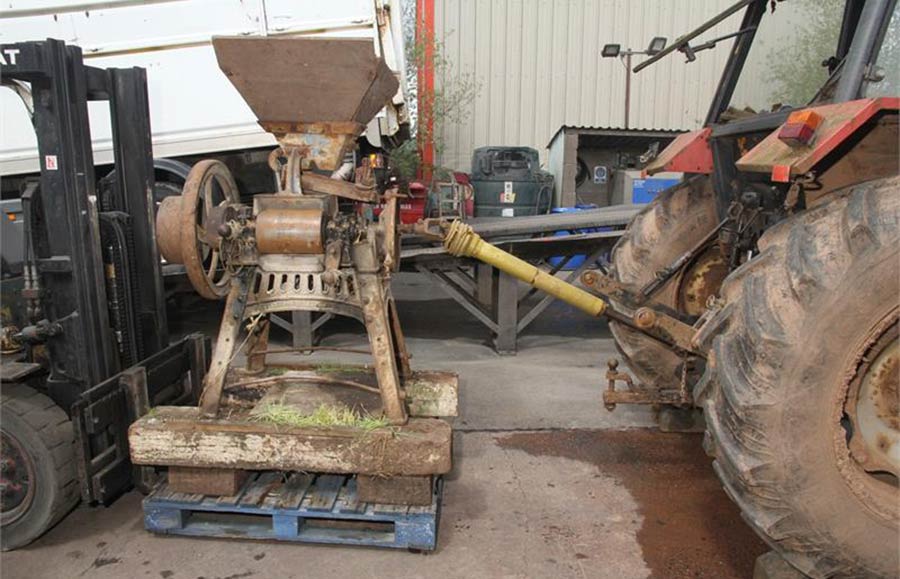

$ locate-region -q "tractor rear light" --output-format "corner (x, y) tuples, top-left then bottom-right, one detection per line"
(778, 109), (823, 147)
(771, 164), (791, 183)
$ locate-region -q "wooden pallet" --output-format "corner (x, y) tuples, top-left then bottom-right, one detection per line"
(143, 472), (442, 550)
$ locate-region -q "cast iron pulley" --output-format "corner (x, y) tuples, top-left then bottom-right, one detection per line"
(156, 159), (241, 299)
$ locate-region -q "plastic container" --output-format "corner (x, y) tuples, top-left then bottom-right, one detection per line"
(470, 147), (553, 217)
(548, 204), (610, 270)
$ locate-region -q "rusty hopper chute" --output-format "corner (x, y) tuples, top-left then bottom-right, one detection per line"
(212, 36), (398, 170)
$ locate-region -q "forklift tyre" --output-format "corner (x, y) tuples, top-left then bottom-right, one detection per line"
(701, 179), (899, 578)
(1, 384), (79, 551)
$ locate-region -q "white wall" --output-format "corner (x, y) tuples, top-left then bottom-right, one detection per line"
(434, 0), (746, 172)
(0, 0), (405, 175)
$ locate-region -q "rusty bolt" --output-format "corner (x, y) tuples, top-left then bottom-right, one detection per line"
(634, 308), (657, 329)
(582, 271), (598, 286)
(217, 222), (233, 239)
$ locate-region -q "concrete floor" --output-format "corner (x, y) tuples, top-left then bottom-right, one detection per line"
(1, 274), (765, 579)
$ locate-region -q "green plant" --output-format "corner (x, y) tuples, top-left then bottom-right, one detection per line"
(764, 0), (843, 106)
(389, 139), (420, 181)
(398, 27), (481, 177)
(251, 403), (390, 431)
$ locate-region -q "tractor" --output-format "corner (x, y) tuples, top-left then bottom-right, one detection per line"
(425, 0), (899, 576)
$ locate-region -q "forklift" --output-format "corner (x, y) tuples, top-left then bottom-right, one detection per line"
(0, 39), (207, 550)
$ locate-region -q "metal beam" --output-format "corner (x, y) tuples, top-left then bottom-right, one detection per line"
(416, 265), (498, 333)
(467, 205), (641, 238)
(516, 245), (608, 334)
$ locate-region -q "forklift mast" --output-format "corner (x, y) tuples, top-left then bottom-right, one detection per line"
(4, 39), (168, 408)
(2, 39), (207, 506)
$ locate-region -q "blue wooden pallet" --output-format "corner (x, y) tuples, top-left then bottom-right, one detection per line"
(143, 472), (441, 550)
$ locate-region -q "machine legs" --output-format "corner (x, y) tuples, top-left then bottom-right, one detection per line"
(198, 284), (245, 417)
(388, 298), (412, 379)
(359, 273), (408, 425)
(246, 316), (270, 373)
(197, 268), (409, 425)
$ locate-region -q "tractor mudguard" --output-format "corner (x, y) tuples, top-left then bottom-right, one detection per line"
(735, 97), (900, 182)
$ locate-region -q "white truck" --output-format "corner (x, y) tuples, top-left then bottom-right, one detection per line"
(0, 0), (409, 196)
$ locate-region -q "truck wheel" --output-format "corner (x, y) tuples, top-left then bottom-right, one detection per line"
(701, 178), (899, 578)
(1, 384), (79, 551)
(610, 175), (727, 390)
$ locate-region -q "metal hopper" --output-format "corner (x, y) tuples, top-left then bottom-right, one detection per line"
(212, 36), (399, 170)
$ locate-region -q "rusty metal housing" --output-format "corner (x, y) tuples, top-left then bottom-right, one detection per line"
(255, 208), (325, 255)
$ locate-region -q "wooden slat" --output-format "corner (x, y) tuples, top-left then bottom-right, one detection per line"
(407, 504), (433, 515)
(217, 472), (258, 506)
(239, 472), (283, 506)
(304, 475), (344, 512)
(357, 475), (432, 507)
(335, 478), (365, 514)
(163, 487), (206, 505)
(373, 503), (409, 516)
(276, 474), (314, 510)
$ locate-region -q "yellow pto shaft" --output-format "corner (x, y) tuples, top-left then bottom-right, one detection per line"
(443, 221), (608, 318)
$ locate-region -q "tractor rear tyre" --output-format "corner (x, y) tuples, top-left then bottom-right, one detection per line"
(700, 178), (899, 578)
(610, 175), (727, 391)
(1, 384), (79, 550)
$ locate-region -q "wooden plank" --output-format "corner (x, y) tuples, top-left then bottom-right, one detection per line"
(168, 466), (249, 496)
(217, 472), (258, 506)
(276, 473), (314, 510)
(405, 373), (458, 417)
(129, 407), (452, 476)
(239, 472), (283, 506)
(304, 475), (344, 512)
(335, 478), (365, 514)
(372, 503), (409, 516)
(168, 488), (204, 503)
(357, 475), (433, 507)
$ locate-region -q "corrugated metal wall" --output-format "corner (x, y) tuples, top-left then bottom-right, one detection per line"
(434, 0), (743, 171)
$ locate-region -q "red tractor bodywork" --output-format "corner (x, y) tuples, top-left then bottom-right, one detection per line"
(644, 128), (714, 175)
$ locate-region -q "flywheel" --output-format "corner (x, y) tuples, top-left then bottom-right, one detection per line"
(156, 159), (240, 299)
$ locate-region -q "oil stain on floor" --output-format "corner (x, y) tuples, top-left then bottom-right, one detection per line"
(497, 429), (767, 579)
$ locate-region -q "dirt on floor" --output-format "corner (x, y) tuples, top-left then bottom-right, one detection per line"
(497, 429), (767, 579)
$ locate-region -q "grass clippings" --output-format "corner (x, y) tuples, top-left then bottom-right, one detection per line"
(251, 403), (390, 431)
(313, 363), (366, 376)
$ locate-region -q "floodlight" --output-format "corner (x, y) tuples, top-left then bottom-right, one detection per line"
(646, 37), (667, 55)
(601, 44), (620, 58)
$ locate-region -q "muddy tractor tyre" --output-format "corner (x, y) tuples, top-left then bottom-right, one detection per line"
(1, 384), (79, 551)
(701, 179), (899, 578)
(610, 175), (727, 391)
